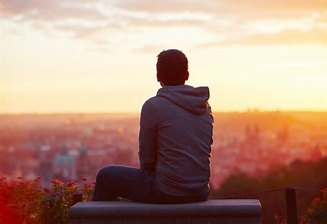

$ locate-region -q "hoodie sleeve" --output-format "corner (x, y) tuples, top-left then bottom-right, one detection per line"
(138, 100), (157, 171)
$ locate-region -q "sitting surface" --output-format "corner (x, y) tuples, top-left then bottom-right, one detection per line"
(70, 199), (262, 224)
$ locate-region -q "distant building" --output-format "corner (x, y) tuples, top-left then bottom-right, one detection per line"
(36, 145), (53, 188)
(76, 143), (90, 180)
(53, 144), (76, 182)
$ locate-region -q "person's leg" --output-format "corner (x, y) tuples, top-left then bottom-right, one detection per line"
(92, 165), (210, 204)
(152, 189), (210, 204)
(92, 165), (155, 202)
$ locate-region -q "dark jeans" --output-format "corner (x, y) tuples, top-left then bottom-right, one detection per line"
(92, 165), (209, 204)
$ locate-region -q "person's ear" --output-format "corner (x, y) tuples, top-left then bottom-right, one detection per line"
(185, 71), (189, 81)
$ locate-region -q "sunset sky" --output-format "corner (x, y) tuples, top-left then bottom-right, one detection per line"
(1, 0), (327, 113)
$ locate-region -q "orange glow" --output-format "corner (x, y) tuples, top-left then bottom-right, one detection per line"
(1, 1), (327, 113)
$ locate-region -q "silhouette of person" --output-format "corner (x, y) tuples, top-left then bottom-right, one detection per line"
(93, 49), (213, 203)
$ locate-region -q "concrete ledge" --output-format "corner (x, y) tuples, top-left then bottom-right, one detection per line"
(70, 199), (262, 224)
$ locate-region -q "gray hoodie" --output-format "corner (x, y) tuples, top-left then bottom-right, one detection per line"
(139, 85), (213, 197)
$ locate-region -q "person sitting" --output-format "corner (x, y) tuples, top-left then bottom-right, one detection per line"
(92, 49), (213, 204)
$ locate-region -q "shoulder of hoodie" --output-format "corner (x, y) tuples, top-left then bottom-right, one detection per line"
(141, 85), (210, 113)
(141, 96), (168, 114)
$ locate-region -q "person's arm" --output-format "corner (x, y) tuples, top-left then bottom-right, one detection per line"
(138, 100), (157, 171)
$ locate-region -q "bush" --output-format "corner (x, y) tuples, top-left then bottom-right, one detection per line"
(0, 177), (94, 224)
(303, 188), (327, 224)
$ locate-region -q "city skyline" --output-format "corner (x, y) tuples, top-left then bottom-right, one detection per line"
(1, 0), (327, 113)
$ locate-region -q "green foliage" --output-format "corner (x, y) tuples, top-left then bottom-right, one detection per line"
(303, 188), (327, 224)
(210, 157), (327, 224)
(212, 173), (260, 199)
(40, 179), (78, 224)
(0, 177), (94, 224)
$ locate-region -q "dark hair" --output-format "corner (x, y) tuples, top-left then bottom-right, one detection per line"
(156, 49), (188, 86)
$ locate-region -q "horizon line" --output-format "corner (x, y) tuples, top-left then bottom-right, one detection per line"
(1, 109), (327, 116)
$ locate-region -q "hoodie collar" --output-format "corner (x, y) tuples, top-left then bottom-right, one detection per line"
(157, 85), (210, 115)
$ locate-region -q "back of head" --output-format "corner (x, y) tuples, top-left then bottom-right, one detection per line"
(156, 49), (189, 86)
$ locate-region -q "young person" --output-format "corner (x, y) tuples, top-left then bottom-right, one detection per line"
(93, 49), (213, 204)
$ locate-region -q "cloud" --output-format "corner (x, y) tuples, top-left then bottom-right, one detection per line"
(196, 28), (327, 49)
(1, 0), (103, 20)
(1, 0), (327, 49)
(114, 0), (326, 19)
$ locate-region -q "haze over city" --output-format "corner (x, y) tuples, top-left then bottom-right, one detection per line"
(1, 0), (327, 114)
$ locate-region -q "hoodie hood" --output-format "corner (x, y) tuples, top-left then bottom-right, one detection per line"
(157, 85), (210, 115)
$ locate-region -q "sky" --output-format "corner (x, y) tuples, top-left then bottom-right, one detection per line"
(1, 0), (327, 114)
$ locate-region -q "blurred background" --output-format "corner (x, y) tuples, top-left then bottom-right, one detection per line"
(1, 1), (327, 223)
